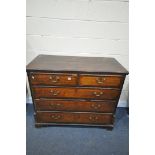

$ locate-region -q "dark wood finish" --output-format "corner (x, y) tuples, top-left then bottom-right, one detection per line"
(30, 72), (77, 86)
(79, 74), (124, 88)
(35, 99), (116, 113)
(26, 55), (128, 129)
(36, 112), (113, 125)
(26, 55), (129, 74)
(35, 123), (114, 128)
(32, 87), (120, 100)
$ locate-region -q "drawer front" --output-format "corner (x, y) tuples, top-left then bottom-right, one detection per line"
(29, 73), (77, 86)
(36, 112), (113, 125)
(79, 74), (124, 88)
(33, 87), (120, 100)
(35, 99), (116, 113)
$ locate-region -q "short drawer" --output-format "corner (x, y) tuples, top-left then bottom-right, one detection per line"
(29, 72), (77, 86)
(33, 87), (120, 100)
(35, 112), (113, 125)
(35, 99), (116, 113)
(79, 74), (124, 88)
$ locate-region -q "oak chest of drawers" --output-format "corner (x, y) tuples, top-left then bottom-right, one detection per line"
(26, 55), (128, 129)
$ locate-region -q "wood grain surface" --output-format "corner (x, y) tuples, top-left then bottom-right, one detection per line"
(35, 99), (116, 113)
(32, 87), (120, 100)
(36, 112), (113, 125)
(26, 55), (129, 74)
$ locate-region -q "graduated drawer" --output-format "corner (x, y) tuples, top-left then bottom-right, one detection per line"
(35, 112), (113, 125)
(29, 72), (77, 86)
(32, 87), (120, 100)
(79, 74), (124, 88)
(35, 99), (116, 113)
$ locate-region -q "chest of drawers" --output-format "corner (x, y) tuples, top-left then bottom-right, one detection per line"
(26, 55), (128, 129)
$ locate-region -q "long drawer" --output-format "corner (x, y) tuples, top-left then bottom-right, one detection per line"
(79, 74), (124, 88)
(29, 72), (77, 86)
(35, 99), (116, 113)
(32, 87), (120, 100)
(35, 112), (113, 125)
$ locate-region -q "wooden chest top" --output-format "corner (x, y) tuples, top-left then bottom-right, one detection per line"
(26, 55), (128, 75)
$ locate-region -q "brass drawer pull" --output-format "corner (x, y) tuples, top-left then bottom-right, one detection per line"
(93, 91), (103, 97)
(89, 116), (98, 121)
(50, 90), (60, 96)
(91, 103), (101, 109)
(50, 103), (62, 108)
(49, 75), (60, 83)
(96, 77), (106, 84)
(50, 114), (62, 120)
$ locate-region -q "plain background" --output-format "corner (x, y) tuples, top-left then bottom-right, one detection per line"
(26, 0), (129, 107)
(0, 0), (155, 155)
